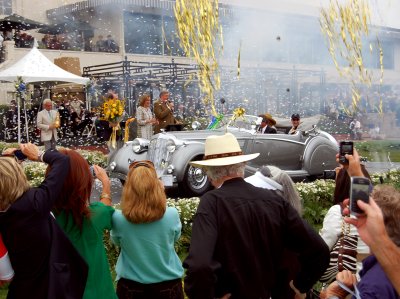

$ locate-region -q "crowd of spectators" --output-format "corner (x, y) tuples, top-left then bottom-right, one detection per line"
(1, 90), (400, 298)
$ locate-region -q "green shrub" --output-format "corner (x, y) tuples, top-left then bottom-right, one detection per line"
(0, 142), (20, 153)
(296, 179), (335, 230)
(75, 149), (108, 167)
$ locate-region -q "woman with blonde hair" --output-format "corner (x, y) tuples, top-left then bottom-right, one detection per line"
(0, 144), (88, 299)
(136, 93), (158, 139)
(111, 160), (184, 299)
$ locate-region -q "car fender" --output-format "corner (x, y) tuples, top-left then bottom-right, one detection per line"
(171, 142), (206, 182)
(303, 135), (338, 175)
(107, 142), (147, 179)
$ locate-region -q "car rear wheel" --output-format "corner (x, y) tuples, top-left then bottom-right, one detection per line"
(182, 163), (212, 197)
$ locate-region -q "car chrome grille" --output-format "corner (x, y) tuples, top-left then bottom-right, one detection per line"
(148, 137), (169, 170)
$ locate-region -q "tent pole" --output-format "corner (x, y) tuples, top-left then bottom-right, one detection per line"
(17, 95), (20, 143)
(23, 97), (29, 142)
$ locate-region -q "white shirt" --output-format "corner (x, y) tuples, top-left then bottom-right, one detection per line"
(245, 171), (283, 191)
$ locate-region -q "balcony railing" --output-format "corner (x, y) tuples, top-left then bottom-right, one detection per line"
(47, 0), (233, 17)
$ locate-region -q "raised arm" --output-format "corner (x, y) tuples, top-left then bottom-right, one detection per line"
(21, 143), (70, 215)
(93, 165), (112, 206)
(343, 198), (400, 294)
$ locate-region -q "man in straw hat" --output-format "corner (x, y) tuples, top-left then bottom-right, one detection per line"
(183, 133), (329, 299)
(258, 113), (277, 134)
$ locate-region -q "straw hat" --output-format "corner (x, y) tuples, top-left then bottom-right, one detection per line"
(263, 113), (276, 126)
(190, 133), (259, 167)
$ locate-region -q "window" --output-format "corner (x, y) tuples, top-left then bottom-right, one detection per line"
(0, 0), (12, 15)
(124, 12), (184, 56)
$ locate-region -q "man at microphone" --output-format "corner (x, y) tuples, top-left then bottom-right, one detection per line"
(153, 90), (179, 134)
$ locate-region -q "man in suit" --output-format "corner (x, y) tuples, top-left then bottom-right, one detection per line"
(183, 133), (329, 299)
(258, 113), (277, 134)
(153, 90), (178, 134)
(37, 99), (59, 150)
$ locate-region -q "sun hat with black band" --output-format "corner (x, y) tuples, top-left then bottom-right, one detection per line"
(190, 133), (260, 167)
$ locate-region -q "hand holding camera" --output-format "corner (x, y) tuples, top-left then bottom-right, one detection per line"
(19, 143), (40, 161)
(339, 141), (353, 165)
(349, 176), (371, 216)
(90, 165), (111, 190)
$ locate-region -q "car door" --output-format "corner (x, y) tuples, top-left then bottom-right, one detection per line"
(245, 132), (305, 170)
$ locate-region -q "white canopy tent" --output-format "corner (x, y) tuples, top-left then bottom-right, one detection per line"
(0, 47), (89, 84)
(0, 46), (90, 142)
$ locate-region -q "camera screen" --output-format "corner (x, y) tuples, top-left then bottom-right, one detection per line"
(341, 144), (353, 153)
(352, 183), (370, 197)
(351, 180), (370, 214)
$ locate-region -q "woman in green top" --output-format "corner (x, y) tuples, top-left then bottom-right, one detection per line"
(51, 149), (117, 299)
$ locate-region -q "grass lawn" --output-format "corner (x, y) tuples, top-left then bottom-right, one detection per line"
(355, 140), (400, 162)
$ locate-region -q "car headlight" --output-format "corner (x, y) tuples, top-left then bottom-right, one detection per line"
(109, 162), (116, 171)
(166, 139), (176, 153)
(166, 164), (174, 174)
(132, 138), (149, 153)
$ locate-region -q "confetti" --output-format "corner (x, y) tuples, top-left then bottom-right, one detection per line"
(320, 0), (384, 115)
(175, 0), (223, 116)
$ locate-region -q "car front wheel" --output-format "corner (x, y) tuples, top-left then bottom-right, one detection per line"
(182, 163), (212, 197)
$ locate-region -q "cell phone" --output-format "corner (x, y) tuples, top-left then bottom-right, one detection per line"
(339, 141), (353, 164)
(14, 149), (27, 161)
(323, 170), (336, 180)
(349, 176), (371, 215)
(89, 165), (96, 177)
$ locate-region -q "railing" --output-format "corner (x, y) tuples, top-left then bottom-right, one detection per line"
(47, 0), (233, 17)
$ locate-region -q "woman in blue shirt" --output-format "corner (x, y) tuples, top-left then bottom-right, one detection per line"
(111, 160), (184, 299)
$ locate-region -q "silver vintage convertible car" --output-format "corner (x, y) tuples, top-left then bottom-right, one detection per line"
(107, 115), (339, 196)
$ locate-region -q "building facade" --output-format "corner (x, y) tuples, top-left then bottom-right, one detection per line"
(0, 0), (399, 128)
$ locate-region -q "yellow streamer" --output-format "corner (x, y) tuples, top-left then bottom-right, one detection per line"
(175, 0), (223, 117)
(320, 0), (384, 115)
(108, 123), (120, 149)
(124, 117), (136, 143)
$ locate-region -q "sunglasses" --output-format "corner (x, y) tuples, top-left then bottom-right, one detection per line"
(292, 118), (300, 121)
(129, 160), (155, 170)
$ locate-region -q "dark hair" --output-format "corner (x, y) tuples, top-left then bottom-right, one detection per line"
(50, 149), (92, 230)
(334, 164), (371, 205)
(159, 90), (169, 98)
(291, 113), (300, 120)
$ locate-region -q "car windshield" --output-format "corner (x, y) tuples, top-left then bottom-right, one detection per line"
(214, 115), (260, 130)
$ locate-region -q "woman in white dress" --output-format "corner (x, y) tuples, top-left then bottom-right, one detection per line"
(136, 94), (158, 139)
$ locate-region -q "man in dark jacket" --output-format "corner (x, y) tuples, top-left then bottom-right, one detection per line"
(258, 113), (277, 134)
(183, 133), (329, 299)
(153, 90), (178, 134)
